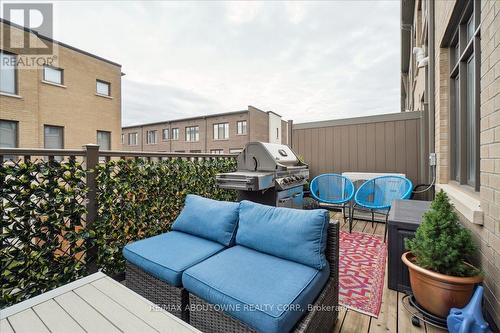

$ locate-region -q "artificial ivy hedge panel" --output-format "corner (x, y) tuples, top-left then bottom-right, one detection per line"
(0, 159), (91, 307)
(93, 157), (237, 276)
(0, 156), (236, 308)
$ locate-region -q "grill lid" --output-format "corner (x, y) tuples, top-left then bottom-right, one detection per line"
(237, 142), (307, 171)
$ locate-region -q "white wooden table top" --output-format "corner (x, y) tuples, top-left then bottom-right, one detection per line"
(342, 172), (406, 182)
(0, 272), (201, 333)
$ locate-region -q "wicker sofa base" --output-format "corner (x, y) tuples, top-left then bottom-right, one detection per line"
(125, 262), (189, 321)
(188, 278), (339, 333)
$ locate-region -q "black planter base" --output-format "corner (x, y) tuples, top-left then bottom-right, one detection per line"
(401, 293), (448, 330)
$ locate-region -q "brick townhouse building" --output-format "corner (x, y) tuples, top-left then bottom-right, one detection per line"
(121, 106), (290, 154)
(401, 0), (499, 328)
(0, 19), (122, 151)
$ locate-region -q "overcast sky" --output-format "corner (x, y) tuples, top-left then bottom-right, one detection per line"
(31, 1), (400, 126)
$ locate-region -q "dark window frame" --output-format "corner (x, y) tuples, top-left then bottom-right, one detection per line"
(185, 126), (199, 142)
(213, 123), (229, 140)
(96, 130), (111, 150)
(0, 50), (19, 95)
(0, 119), (19, 161)
(43, 124), (65, 149)
(146, 130), (158, 144)
(43, 65), (64, 85)
(162, 128), (169, 141)
(171, 128), (179, 140)
(236, 120), (247, 135)
(0, 119), (19, 147)
(96, 79), (111, 96)
(448, 0), (480, 191)
(128, 132), (138, 146)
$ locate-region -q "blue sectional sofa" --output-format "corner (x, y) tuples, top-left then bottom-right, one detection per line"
(124, 195), (239, 320)
(124, 195), (339, 333)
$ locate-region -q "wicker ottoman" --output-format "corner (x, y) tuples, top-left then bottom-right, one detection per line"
(125, 262), (189, 321)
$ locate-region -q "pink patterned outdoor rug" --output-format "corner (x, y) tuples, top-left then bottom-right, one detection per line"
(338, 231), (387, 317)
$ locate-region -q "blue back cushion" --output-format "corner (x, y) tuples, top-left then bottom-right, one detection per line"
(172, 195), (239, 246)
(236, 200), (329, 270)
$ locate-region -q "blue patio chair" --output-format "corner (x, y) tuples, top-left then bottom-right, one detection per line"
(310, 173), (355, 220)
(351, 175), (413, 241)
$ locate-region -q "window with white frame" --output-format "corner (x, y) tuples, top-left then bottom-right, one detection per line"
(96, 80), (111, 96)
(0, 52), (17, 94)
(211, 149), (224, 154)
(128, 132), (138, 145)
(147, 130), (158, 144)
(449, 0), (480, 191)
(229, 148), (243, 154)
(171, 128), (179, 140)
(185, 126), (199, 142)
(213, 123), (229, 140)
(43, 65), (63, 85)
(162, 128), (169, 141)
(236, 120), (247, 135)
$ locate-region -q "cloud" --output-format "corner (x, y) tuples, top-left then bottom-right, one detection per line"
(285, 2), (307, 24)
(225, 2), (262, 25)
(122, 80), (223, 126)
(38, 1), (400, 125)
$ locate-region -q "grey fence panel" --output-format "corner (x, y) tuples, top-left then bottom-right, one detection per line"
(292, 112), (423, 185)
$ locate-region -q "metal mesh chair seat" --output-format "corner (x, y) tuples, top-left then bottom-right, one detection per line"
(351, 175), (413, 241)
(310, 173), (355, 205)
(354, 175), (413, 209)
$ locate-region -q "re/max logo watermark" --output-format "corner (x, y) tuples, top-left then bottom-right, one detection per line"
(1, 3), (57, 68)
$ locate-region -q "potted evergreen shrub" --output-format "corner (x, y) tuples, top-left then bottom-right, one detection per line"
(402, 190), (483, 318)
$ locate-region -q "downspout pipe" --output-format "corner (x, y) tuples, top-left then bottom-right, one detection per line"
(428, 1), (435, 158)
(428, 0), (436, 195)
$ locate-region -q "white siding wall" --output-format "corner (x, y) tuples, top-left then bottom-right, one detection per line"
(268, 112), (282, 144)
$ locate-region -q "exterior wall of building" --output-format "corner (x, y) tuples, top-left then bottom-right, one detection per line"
(0, 21), (122, 150)
(402, 0), (500, 327)
(478, 0), (500, 326)
(281, 120), (289, 145)
(268, 112), (282, 144)
(206, 112), (249, 153)
(122, 106), (278, 153)
(248, 106), (269, 143)
(403, 1), (428, 113)
(433, 0), (455, 184)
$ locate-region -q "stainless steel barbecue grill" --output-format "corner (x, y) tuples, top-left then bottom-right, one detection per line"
(216, 142), (309, 208)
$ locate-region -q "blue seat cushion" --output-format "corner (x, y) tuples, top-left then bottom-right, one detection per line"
(123, 231), (225, 287)
(183, 246), (329, 333)
(236, 200), (329, 270)
(171, 194), (240, 246)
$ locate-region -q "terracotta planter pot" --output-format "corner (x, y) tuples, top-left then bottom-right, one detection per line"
(402, 252), (483, 318)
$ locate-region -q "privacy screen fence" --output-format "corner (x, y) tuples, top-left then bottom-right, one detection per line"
(0, 146), (237, 308)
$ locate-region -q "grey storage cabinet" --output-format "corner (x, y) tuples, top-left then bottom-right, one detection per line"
(387, 199), (431, 293)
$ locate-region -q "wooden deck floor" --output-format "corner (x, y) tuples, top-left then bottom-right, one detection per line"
(330, 212), (446, 333)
